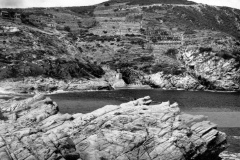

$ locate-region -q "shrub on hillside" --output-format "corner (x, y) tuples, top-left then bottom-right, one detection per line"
(199, 47), (212, 53)
(126, 0), (196, 5)
(232, 50), (240, 57)
(184, 29), (196, 34)
(216, 51), (234, 60)
(104, 3), (110, 6)
(64, 26), (71, 32)
(165, 48), (178, 59)
(67, 32), (78, 41)
(151, 64), (184, 75)
(67, 6), (96, 16)
(139, 56), (154, 62)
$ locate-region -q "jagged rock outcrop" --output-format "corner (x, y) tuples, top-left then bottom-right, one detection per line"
(181, 50), (240, 91)
(146, 72), (204, 90)
(0, 94), (228, 160)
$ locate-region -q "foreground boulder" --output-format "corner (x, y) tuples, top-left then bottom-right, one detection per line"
(0, 95), (228, 160)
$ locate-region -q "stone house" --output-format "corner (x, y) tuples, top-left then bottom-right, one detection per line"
(14, 13), (22, 23)
(0, 11), (10, 19)
(14, 13), (21, 19)
(46, 22), (57, 29)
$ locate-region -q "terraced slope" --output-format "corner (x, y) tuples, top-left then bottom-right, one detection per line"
(0, 0), (240, 91)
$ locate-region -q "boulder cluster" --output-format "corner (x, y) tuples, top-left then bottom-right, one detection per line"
(0, 94), (228, 160)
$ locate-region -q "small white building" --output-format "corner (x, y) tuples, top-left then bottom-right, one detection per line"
(46, 22), (56, 29)
(1, 26), (20, 33)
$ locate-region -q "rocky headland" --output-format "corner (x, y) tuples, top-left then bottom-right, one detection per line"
(0, 94), (231, 160)
(142, 49), (240, 91)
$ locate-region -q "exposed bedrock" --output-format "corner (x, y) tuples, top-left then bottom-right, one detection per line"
(0, 95), (228, 160)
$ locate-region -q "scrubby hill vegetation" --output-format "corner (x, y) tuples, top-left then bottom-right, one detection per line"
(0, 0), (240, 90)
(0, 19), (104, 80)
(109, 0), (196, 5)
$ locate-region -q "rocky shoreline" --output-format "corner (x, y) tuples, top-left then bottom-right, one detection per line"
(0, 94), (231, 160)
(0, 72), (239, 95)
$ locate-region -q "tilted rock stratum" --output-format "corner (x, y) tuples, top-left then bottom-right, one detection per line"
(0, 95), (228, 160)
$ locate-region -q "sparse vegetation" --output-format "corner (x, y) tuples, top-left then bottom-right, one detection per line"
(216, 50), (234, 60)
(151, 64), (184, 75)
(104, 3), (110, 6)
(1, 0), (240, 90)
(110, 0), (196, 5)
(66, 6), (96, 16)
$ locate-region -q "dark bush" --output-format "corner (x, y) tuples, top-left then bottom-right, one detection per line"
(139, 56), (154, 62)
(232, 50), (240, 56)
(104, 3), (110, 6)
(64, 26), (71, 32)
(125, 34), (135, 37)
(184, 29), (196, 34)
(67, 33), (78, 41)
(152, 38), (157, 43)
(140, 28), (145, 34)
(199, 47), (212, 53)
(216, 51), (234, 60)
(67, 6), (96, 16)
(151, 64), (184, 75)
(165, 48), (178, 59)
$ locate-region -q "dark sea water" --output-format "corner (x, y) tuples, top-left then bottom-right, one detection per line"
(50, 89), (240, 114)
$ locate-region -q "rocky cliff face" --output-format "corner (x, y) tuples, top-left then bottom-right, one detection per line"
(142, 48), (240, 91)
(0, 95), (228, 160)
(146, 72), (203, 90)
(181, 50), (240, 91)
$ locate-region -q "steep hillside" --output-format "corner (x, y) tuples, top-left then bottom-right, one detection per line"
(0, 19), (104, 80)
(0, 0), (240, 91)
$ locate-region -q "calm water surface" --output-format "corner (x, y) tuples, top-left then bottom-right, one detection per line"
(50, 89), (240, 114)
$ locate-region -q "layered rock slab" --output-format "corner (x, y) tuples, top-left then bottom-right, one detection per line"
(0, 95), (228, 160)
